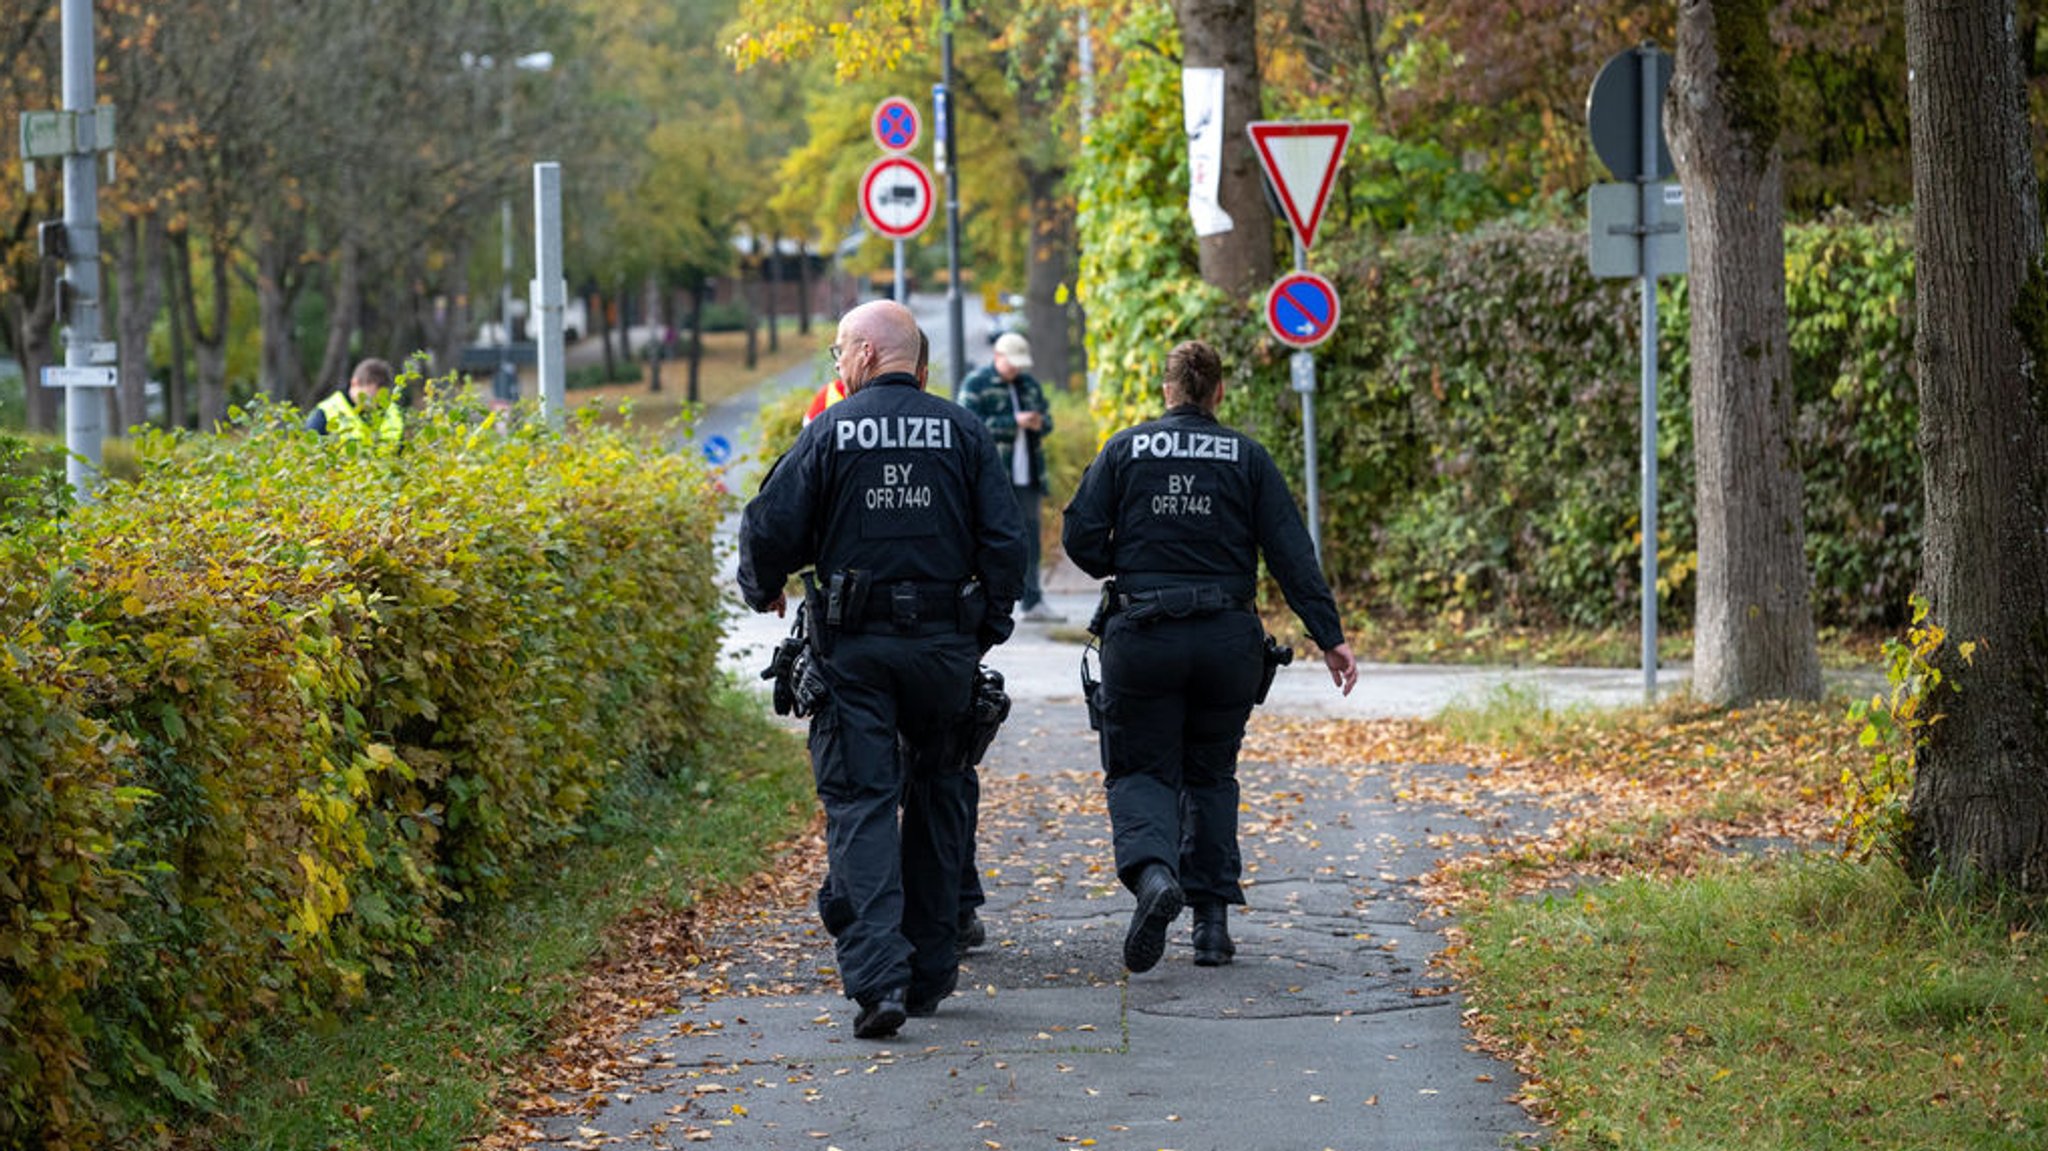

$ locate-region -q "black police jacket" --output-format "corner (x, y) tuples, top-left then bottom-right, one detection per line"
(1061, 403), (1345, 651)
(738, 372), (1028, 618)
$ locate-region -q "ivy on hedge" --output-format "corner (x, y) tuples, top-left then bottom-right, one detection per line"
(1076, 33), (1918, 634)
(0, 389), (725, 1148)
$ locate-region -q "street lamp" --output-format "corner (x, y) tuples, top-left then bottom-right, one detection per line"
(462, 50), (553, 402)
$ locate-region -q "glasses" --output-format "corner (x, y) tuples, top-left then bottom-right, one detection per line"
(830, 339), (863, 367)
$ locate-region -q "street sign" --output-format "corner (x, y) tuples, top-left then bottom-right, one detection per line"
(20, 110), (71, 158)
(40, 366), (115, 389)
(1266, 271), (1341, 348)
(1588, 182), (1688, 278)
(87, 340), (118, 365)
(860, 155), (935, 240)
(930, 84), (949, 173)
(1587, 45), (1674, 181)
(872, 96), (921, 154)
(702, 434), (733, 465)
(1247, 120), (1352, 250)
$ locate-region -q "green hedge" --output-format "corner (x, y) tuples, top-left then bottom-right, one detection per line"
(0, 390), (726, 1148)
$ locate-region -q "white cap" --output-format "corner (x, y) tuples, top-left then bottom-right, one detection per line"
(993, 332), (1034, 371)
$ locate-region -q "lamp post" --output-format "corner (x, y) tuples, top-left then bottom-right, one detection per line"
(463, 50), (553, 402)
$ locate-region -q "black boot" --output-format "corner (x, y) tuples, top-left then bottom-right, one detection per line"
(1123, 865), (1184, 974)
(1191, 903), (1235, 967)
(853, 987), (907, 1039)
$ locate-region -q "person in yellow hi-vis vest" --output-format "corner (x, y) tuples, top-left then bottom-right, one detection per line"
(306, 358), (404, 444)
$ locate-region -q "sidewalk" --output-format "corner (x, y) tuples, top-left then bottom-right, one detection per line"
(532, 556), (1641, 1149)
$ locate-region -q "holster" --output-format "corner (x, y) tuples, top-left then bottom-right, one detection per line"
(960, 665), (1011, 767)
(1255, 633), (1295, 706)
(1080, 640), (1105, 732)
(1087, 578), (1117, 637)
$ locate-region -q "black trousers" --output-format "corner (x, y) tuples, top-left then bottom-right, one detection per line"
(1097, 609), (1264, 905)
(809, 628), (979, 1002)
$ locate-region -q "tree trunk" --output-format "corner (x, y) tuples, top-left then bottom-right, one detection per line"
(766, 241), (780, 355)
(254, 218), (307, 403)
(172, 230), (233, 428)
(17, 261), (60, 434)
(312, 238), (361, 401)
(796, 239), (813, 336)
(688, 282), (706, 405)
(598, 289), (617, 380)
(163, 247), (189, 430)
(1667, 1), (1823, 706)
(1903, 0), (2048, 892)
(745, 262), (759, 371)
(111, 213), (166, 432)
(1023, 166), (1077, 390)
(1175, 0), (1273, 298)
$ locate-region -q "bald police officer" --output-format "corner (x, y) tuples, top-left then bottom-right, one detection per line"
(1062, 339), (1358, 974)
(739, 300), (1027, 1038)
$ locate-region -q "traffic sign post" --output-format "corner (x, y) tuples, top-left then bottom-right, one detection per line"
(1586, 42), (1681, 702)
(1248, 120), (1353, 562)
(860, 155), (935, 301)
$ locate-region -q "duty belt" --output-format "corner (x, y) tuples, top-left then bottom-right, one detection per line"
(855, 579), (973, 632)
(1113, 584), (1253, 622)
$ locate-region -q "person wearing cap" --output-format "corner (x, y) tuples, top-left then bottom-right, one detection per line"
(957, 331), (1063, 623)
(1062, 339), (1358, 975)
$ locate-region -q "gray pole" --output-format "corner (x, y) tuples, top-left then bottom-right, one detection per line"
(1637, 44), (1660, 702)
(533, 162), (565, 429)
(61, 0), (104, 501)
(894, 239), (906, 303)
(943, 0), (965, 388)
(1291, 233), (1322, 562)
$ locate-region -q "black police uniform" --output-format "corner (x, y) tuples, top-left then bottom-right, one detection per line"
(1061, 403), (1344, 910)
(738, 371), (1027, 1014)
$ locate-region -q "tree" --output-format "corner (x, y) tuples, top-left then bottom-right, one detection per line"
(1175, 0), (1272, 298)
(1666, 1), (1823, 705)
(1902, 0), (2048, 892)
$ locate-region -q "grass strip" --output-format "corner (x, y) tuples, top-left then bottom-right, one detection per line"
(1459, 859), (2048, 1149)
(1412, 687), (2048, 1150)
(180, 680), (813, 1151)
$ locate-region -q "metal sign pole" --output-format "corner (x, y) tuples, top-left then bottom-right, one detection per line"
(61, 0), (104, 501)
(533, 162), (565, 430)
(1291, 233), (1322, 562)
(894, 239), (906, 303)
(1637, 44), (1660, 703)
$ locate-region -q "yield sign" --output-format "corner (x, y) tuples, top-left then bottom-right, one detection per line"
(1247, 120), (1352, 250)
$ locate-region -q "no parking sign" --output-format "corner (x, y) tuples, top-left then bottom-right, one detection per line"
(1265, 272), (1340, 348)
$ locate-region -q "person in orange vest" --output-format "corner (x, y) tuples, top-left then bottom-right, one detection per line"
(804, 330), (931, 426)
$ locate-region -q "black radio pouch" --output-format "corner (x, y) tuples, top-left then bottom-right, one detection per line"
(1255, 633), (1294, 705)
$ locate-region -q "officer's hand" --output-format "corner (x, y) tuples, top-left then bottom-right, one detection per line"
(1324, 643), (1359, 697)
(1017, 410), (1046, 432)
(763, 593), (787, 617)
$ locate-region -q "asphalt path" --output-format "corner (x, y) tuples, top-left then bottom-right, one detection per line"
(507, 294), (1692, 1150)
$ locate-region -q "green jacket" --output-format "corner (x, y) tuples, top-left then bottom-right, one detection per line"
(956, 364), (1053, 493)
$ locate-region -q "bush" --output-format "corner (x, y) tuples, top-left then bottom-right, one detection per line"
(0, 387), (727, 1147)
(698, 301), (752, 333)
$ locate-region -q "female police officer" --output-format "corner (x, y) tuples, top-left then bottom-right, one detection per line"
(1062, 339), (1357, 974)
(738, 301), (1026, 1037)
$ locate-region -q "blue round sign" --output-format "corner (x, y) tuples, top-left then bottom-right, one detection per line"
(702, 434), (733, 465)
(872, 97), (921, 153)
(1266, 272), (1341, 348)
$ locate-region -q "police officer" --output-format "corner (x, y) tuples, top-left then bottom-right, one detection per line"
(1061, 339), (1358, 974)
(738, 300), (1027, 1039)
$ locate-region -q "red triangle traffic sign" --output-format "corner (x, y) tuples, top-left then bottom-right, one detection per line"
(1247, 121), (1352, 250)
